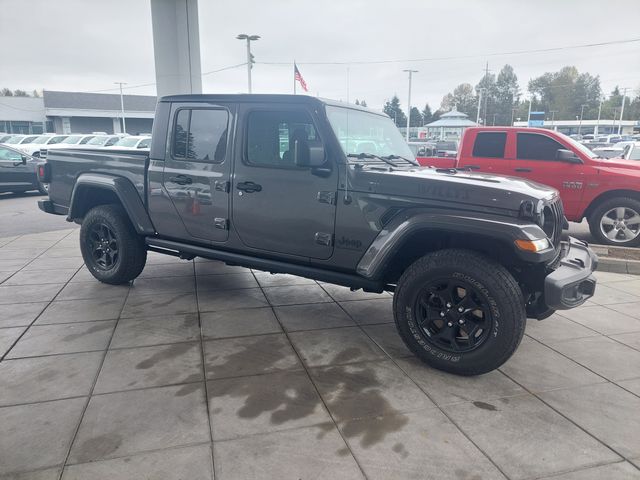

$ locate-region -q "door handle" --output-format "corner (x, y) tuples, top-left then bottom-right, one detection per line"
(464, 165), (480, 170)
(514, 168), (532, 172)
(169, 175), (192, 185)
(236, 181), (262, 193)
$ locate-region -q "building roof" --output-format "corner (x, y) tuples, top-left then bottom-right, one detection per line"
(43, 90), (157, 112)
(439, 108), (469, 119)
(424, 107), (477, 128)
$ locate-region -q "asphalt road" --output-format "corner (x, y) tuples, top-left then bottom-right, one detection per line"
(0, 191), (73, 237)
(0, 189), (597, 243)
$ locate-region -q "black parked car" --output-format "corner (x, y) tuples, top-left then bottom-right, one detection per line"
(0, 144), (48, 194)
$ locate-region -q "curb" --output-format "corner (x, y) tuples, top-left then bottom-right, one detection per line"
(590, 244), (640, 275)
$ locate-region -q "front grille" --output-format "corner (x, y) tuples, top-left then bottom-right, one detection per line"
(40, 148), (47, 159)
(546, 197), (564, 248)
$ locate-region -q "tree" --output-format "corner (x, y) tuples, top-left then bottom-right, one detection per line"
(475, 71), (497, 125)
(409, 107), (423, 127)
(13, 89), (28, 97)
(528, 66), (602, 120)
(32, 90), (40, 98)
(421, 103), (433, 124)
(494, 64), (520, 125)
(383, 95), (407, 127)
(1, 88), (13, 96)
(360, 100), (367, 107)
(441, 83), (478, 119)
(354, 99), (360, 105)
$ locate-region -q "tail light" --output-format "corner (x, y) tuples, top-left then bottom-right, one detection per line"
(37, 162), (51, 183)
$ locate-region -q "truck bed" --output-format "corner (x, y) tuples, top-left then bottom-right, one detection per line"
(45, 148), (149, 211)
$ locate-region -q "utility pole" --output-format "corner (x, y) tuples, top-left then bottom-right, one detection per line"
(237, 34), (260, 93)
(578, 104), (588, 136)
(403, 69), (418, 142)
(618, 87), (628, 135)
(476, 88), (484, 125)
(550, 110), (558, 131)
(595, 100), (603, 136)
(114, 82), (127, 134)
(527, 98), (532, 126)
(511, 107), (517, 126)
(482, 62), (491, 123)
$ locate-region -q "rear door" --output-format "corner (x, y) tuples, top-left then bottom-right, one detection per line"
(162, 103), (232, 243)
(231, 105), (338, 260)
(0, 146), (34, 192)
(459, 131), (512, 174)
(513, 132), (586, 217)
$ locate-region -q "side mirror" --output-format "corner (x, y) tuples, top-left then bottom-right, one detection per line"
(294, 142), (325, 167)
(556, 149), (582, 164)
(21, 155), (28, 165)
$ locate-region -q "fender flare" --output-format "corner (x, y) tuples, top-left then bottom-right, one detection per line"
(67, 173), (155, 235)
(356, 209), (552, 280)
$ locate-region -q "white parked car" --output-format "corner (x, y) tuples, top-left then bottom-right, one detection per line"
(104, 135), (151, 150)
(15, 134), (69, 157)
(619, 142), (640, 161)
(592, 141), (635, 159)
(40, 134), (124, 159)
(2, 134), (41, 146)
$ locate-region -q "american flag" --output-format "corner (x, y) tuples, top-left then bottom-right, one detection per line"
(294, 63), (308, 92)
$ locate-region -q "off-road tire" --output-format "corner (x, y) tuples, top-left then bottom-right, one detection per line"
(588, 197), (640, 247)
(393, 249), (526, 376)
(80, 204), (147, 284)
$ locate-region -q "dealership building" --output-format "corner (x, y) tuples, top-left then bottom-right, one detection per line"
(0, 90), (156, 135)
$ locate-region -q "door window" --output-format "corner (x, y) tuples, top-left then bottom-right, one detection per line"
(0, 146), (23, 161)
(517, 133), (565, 161)
(246, 110), (318, 168)
(172, 108), (229, 162)
(472, 132), (506, 158)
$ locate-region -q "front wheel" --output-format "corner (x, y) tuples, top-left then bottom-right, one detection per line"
(80, 204), (147, 284)
(588, 197), (640, 247)
(393, 249), (526, 376)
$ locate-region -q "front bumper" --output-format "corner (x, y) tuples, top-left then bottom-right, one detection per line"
(544, 237), (598, 310)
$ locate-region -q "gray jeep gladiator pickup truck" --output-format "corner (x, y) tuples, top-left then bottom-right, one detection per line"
(37, 94), (597, 375)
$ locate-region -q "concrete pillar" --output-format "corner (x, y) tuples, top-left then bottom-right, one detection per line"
(150, 0), (202, 97)
(112, 118), (122, 134)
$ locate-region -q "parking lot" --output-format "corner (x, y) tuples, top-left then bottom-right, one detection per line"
(1, 225), (640, 479)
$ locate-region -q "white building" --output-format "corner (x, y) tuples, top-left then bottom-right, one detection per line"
(513, 119), (639, 136)
(419, 108), (478, 140)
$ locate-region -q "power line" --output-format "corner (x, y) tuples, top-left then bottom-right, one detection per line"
(257, 37), (640, 65)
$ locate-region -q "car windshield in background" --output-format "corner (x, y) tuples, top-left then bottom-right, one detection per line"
(60, 135), (84, 144)
(29, 135), (53, 144)
(557, 132), (598, 158)
(114, 137), (142, 147)
(19, 136), (39, 144)
(629, 145), (640, 161)
(326, 105), (415, 161)
(4, 136), (25, 144)
(86, 136), (110, 145)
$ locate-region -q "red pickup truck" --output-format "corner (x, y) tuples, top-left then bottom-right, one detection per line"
(417, 127), (640, 246)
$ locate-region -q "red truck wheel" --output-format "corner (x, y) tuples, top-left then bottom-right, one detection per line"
(588, 197), (640, 247)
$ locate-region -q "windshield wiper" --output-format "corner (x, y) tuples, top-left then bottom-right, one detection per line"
(347, 152), (398, 168)
(381, 154), (419, 167)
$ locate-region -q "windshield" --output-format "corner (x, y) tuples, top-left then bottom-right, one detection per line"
(629, 145), (640, 161)
(29, 135), (53, 144)
(326, 105), (415, 160)
(60, 135), (84, 144)
(86, 136), (110, 145)
(557, 132), (598, 159)
(113, 137), (142, 147)
(20, 135), (39, 144)
(5, 136), (25, 144)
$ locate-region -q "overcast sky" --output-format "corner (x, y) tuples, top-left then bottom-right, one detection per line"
(1, 0), (639, 114)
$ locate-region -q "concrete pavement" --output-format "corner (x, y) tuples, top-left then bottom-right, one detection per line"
(0, 229), (639, 479)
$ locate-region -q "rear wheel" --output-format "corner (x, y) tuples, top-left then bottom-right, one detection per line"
(393, 249), (526, 376)
(80, 204), (147, 284)
(588, 197), (640, 247)
(37, 180), (48, 195)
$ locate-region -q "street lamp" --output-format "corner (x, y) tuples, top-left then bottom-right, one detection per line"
(237, 34), (260, 93)
(549, 110), (558, 130)
(403, 69), (418, 142)
(114, 82), (127, 134)
(578, 104), (588, 136)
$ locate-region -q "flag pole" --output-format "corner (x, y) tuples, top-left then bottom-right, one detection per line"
(293, 61), (297, 95)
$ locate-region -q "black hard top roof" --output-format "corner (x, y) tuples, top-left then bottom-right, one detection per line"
(158, 93), (385, 116)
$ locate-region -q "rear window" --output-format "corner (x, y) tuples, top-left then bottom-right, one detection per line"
(472, 132), (506, 158)
(172, 109), (229, 162)
(517, 133), (565, 161)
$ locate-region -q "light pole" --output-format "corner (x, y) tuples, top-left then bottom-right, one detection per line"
(618, 87), (628, 135)
(595, 99), (603, 136)
(549, 110), (558, 131)
(403, 69), (418, 142)
(578, 104), (588, 136)
(476, 88), (485, 125)
(114, 82), (127, 134)
(511, 107), (517, 126)
(237, 34), (260, 93)
(492, 113), (497, 126)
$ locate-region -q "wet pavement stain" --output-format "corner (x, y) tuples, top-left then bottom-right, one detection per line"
(174, 382), (202, 397)
(473, 401), (497, 411)
(135, 342), (196, 370)
(75, 433), (122, 463)
(392, 442), (409, 459)
(61, 322), (113, 342)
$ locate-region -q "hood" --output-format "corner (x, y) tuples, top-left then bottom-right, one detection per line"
(593, 157), (640, 172)
(349, 166), (557, 213)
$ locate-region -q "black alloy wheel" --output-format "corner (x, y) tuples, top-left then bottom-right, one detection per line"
(88, 223), (120, 270)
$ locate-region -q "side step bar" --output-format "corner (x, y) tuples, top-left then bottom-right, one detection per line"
(145, 237), (385, 293)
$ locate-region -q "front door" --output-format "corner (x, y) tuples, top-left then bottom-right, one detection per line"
(232, 106), (338, 260)
(512, 132), (586, 218)
(0, 146), (32, 193)
(162, 104), (232, 243)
